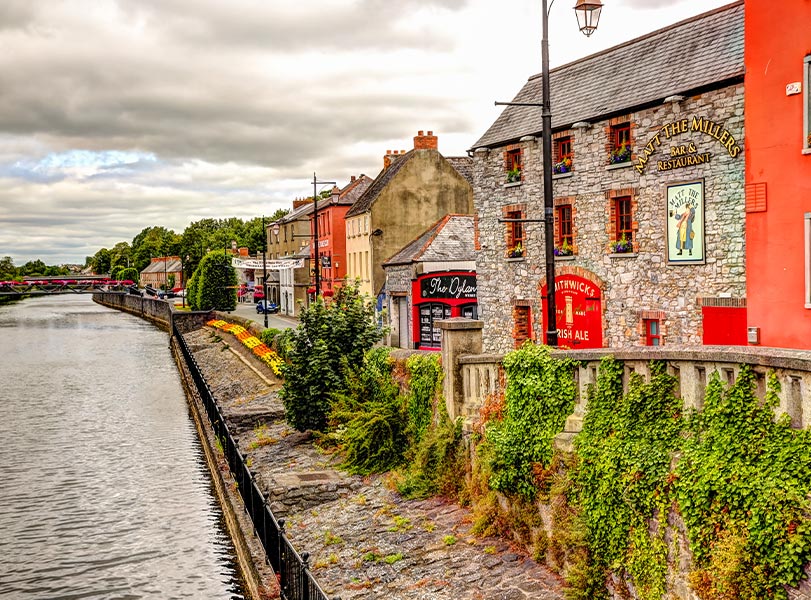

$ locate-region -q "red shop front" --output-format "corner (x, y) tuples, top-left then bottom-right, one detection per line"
(413, 271), (477, 350)
(541, 274), (603, 349)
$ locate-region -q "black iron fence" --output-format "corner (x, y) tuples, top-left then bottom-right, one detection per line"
(173, 323), (336, 600)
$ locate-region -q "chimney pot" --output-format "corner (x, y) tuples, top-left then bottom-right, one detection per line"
(418, 130), (424, 136)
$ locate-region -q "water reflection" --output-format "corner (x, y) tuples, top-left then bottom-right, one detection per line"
(0, 295), (245, 599)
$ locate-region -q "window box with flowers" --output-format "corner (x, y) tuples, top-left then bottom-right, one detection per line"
(609, 142), (632, 165)
(553, 156), (573, 174)
(507, 243), (524, 259)
(506, 166), (523, 183)
(554, 240), (574, 257)
(612, 234), (634, 254)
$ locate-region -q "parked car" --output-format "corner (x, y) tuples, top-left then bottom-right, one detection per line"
(256, 300), (279, 314)
(157, 289), (176, 299)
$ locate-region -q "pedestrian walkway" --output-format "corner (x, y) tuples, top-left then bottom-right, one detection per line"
(185, 326), (566, 600)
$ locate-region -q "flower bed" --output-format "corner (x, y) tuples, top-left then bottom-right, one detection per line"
(206, 319), (284, 375)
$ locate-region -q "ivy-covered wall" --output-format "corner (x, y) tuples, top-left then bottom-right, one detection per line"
(468, 345), (811, 600)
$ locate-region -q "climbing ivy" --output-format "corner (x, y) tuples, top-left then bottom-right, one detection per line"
(553, 359), (811, 600)
(404, 353), (443, 446)
(485, 343), (578, 500)
(676, 367), (811, 600)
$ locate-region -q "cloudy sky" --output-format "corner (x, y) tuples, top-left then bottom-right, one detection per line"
(0, 0), (733, 265)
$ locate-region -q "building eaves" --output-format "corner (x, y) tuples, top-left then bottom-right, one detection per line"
(472, 2), (744, 149)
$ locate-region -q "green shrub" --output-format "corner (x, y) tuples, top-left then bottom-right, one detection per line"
(118, 267), (139, 283)
(280, 281), (383, 432)
(259, 328), (282, 349)
(194, 250), (237, 311)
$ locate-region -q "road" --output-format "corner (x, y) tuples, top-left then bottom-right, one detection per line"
(224, 299), (299, 330)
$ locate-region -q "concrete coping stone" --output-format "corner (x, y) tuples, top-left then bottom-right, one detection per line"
(437, 318), (484, 331)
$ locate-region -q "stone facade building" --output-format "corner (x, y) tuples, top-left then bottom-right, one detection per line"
(471, 2), (746, 353)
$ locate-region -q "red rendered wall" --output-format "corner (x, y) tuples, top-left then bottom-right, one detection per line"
(745, 0), (811, 348)
(702, 306), (747, 345)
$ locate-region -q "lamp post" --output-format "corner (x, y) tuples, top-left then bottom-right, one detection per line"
(497, 0), (602, 348)
(312, 173), (336, 299)
(262, 216), (269, 328)
(182, 254), (189, 308)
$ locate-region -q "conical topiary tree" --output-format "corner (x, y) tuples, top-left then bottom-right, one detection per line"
(194, 250), (237, 311)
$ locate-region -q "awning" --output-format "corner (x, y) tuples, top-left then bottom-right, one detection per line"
(307, 287), (316, 294)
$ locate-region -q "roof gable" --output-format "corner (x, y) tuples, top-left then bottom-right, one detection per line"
(384, 214), (476, 266)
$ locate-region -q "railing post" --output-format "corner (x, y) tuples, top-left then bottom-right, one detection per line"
(278, 519), (287, 596)
(301, 551), (310, 600)
(437, 318), (484, 421)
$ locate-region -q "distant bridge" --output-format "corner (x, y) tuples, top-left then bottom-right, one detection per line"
(0, 278), (135, 296)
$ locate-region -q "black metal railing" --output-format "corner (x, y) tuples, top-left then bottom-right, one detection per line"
(173, 323), (335, 600)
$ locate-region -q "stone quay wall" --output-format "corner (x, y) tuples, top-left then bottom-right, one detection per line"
(473, 84), (746, 354)
(93, 292), (212, 333)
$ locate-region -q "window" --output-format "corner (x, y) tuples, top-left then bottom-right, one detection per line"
(610, 122), (632, 164)
(805, 55), (810, 150)
(644, 319), (661, 346)
(506, 209), (525, 258)
(554, 136), (573, 173)
(557, 205), (573, 247)
(615, 196), (633, 247)
(505, 148), (522, 183)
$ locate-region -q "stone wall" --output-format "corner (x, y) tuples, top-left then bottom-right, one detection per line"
(93, 292), (173, 330)
(473, 84), (746, 353)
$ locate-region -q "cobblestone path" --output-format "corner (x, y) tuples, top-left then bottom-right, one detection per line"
(185, 327), (565, 600)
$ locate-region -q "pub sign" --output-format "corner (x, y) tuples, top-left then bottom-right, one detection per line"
(666, 180), (705, 264)
(541, 274), (603, 349)
(419, 274), (477, 300)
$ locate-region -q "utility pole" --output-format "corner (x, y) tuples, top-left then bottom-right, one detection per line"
(312, 173), (335, 298)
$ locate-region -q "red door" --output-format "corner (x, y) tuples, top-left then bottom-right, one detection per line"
(541, 274), (603, 349)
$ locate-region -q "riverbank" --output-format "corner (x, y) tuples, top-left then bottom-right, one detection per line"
(183, 324), (565, 599)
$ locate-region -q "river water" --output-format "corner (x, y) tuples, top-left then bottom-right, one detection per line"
(0, 295), (246, 599)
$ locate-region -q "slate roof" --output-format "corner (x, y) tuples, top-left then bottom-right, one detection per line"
(273, 175), (372, 224)
(384, 214), (476, 267)
(140, 257), (182, 274)
(473, 2), (744, 149)
(345, 153), (412, 218)
(446, 156), (474, 185)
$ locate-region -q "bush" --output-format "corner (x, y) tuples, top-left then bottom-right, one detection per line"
(259, 328), (282, 349)
(280, 281), (384, 432)
(118, 267), (139, 283)
(192, 250), (237, 311)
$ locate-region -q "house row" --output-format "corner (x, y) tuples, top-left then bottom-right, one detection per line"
(259, 0), (810, 352)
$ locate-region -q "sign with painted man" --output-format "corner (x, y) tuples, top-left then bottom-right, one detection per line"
(666, 180), (705, 264)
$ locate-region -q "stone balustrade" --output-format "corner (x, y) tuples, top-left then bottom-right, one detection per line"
(441, 319), (811, 434)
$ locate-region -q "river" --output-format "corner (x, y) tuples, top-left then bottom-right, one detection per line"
(0, 294), (246, 599)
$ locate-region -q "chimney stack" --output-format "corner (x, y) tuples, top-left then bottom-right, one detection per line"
(413, 130), (438, 150)
(383, 149), (393, 170)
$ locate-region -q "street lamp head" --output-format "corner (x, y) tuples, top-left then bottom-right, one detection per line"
(574, 0), (602, 37)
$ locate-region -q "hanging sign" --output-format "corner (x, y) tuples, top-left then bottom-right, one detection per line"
(665, 180), (705, 264)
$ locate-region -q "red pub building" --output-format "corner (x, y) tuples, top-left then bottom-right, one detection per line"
(744, 0), (811, 349)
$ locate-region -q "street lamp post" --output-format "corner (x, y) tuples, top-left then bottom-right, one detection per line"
(262, 215), (269, 328)
(497, 0), (602, 348)
(182, 254), (189, 308)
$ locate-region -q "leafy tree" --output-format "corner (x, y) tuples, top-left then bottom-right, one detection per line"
(90, 248), (111, 274)
(109, 242), (132, 271)
(21, 259), (48, 276)
(280, 281), (384, 432)
(131, 226), (178, 271)
(0, 256), (17, 280)
(186, 269), (201, 310)
(118, 267), (139, 283)
(191, 250), (237, 311)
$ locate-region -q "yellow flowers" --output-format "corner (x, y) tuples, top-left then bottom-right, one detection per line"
(206, 319), (284, 376)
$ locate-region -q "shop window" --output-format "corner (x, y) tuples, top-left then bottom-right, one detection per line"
(554, 136), (573, 174)
(644, 319), (661, 346)
(609, 122), (632, 164)
(512, 305), (533, 348)
(505, 148), (522, 183)
(555, 205), (573, 256)
(418, 303), (452, 348)
(505, 209), (525, 258)
(461, 304), (478, 319)
(613, 196), (634, 253)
